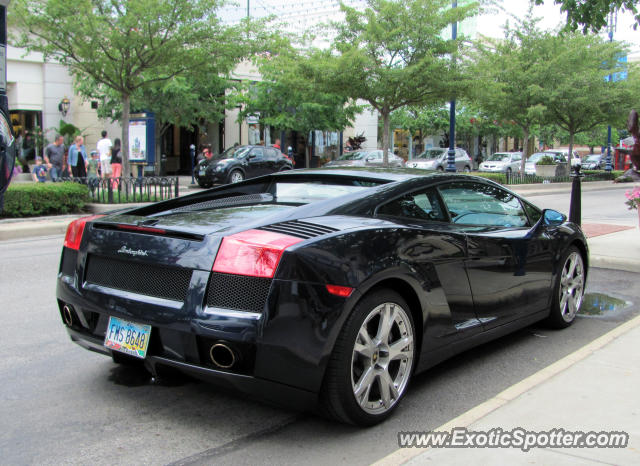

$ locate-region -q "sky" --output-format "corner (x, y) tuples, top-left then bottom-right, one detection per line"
(219, 0), (640, 56)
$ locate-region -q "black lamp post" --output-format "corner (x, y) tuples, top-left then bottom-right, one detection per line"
(605, 10), (616, 172)
(0, 0), (15, 212)
(446, 0), (458, 173)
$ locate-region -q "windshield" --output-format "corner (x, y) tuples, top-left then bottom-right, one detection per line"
(337, 151), (367, 161)
(528, 153), (547, 163)
(585, 155), (600, 162)
(488, 153), (511, 162)
(416, 149), (446, 160)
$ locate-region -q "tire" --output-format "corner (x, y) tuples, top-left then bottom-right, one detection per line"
(197, 180), (212, 189)
(228, 170), (244, 184)
(506, 167), (512, 175)
(463, 165), (471, 172)
(320, 289), (416, 426)
(546, 246), (585, 328)
(437, 166), (444, 172)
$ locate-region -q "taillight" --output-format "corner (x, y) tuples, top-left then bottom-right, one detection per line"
(326, 284), (354, 298)
(213, 229), (303, 278)
(63, 215), (104, 250)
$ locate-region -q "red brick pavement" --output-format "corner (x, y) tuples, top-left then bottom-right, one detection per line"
(581, 223), (635, 238)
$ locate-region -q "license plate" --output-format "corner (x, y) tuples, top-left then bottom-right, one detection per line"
(104, 316), (151, 359)
(199, 169), (206, 176)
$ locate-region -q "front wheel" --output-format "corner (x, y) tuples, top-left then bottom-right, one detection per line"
(463, 165), (471, 172)
(320, 289), (415, 426)
(228, 170), (244, 184)
(546, 246), (585, 328)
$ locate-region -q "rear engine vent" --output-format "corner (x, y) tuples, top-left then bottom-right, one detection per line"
(170, 193), (274, 214)
(85, 255), (192, 302)
(259, 220), (338, 239)
(206, 272), (272, 313)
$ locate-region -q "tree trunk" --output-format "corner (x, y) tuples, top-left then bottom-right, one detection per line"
(568, 131), (575, 172)
(408, 130), (413, 161)
(382, 109), (390, 166)
(122, 93), (131, 178)
(520, 127), (529, 174)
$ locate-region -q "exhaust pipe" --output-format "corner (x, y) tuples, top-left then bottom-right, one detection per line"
(209, 343), (236, 369)
(62, 304), (75, 326)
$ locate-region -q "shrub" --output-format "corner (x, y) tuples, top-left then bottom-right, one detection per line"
(536, 155), (556, 165)
(2, 182), (89, 217)
(470, 172), (507, 184)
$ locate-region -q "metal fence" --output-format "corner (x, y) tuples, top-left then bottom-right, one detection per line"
(60, 176), (180, 203)
(503, 171), (615, 185)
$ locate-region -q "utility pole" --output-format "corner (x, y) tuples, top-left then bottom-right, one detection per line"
(446, 0), (457, 173)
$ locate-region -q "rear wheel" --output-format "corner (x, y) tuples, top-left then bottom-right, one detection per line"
(463, 165), (471, 172)
(437, 166), (444, 172)
(546, 246), (585, 328)
(228, 170), (244, 184)
(321, 289), (415, 426)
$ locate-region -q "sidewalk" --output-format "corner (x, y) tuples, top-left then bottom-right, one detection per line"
(375, 315), (640, 465)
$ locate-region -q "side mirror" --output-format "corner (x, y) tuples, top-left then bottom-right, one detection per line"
(365, 156), (373, 162)
(248, 154), (256, 159)
(543, 209), (566, 226)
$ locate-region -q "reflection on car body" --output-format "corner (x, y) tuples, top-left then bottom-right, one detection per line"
(57, 168), (588, 426)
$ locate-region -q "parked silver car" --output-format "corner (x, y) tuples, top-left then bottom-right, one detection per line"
(479, 152), (523, 174)
(409, 148), (472, 172)
(324, 149), (405, 168)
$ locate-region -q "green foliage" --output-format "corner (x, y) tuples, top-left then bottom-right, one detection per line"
(470, 172), (507, 184)
(321, 0), (480, 164)
(2, 182), (89, 217)
(534, 0), (639, 33)
(10, 0), (250, 176)
(536, 155), (556, 165)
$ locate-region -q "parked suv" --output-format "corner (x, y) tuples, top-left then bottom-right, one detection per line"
(409, 148), (472, 172)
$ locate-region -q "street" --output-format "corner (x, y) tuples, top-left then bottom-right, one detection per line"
(1, 187), (638, 465)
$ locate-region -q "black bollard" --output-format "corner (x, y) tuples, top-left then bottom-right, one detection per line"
(190, 144), (196, 185)
(569, 164), (583, 225)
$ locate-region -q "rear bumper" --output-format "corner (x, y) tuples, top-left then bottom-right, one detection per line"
(66, 326), (317, 410)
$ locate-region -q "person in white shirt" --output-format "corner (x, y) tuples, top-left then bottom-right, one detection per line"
(97, 130), (113, 178)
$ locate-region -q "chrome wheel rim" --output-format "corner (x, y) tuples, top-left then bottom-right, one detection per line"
(350, 302), (414, 415)
(559, 252), (585, 322)
(230, 171), (243, 183)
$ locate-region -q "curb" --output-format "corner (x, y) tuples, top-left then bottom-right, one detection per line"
(372, 313), (640, 466)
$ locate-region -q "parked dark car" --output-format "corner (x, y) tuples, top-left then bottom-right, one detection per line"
(57, 169), (587, 426)
(324, 149), (405, 168)
(194, 145), (293, 188)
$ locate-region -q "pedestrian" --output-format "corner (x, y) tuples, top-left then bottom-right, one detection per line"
(31, 156), (48, 182)
(110, 138), (122, 189)
(97, 130), (113, 179)
(87, 150), (100, 191)
(272, 138), (281, 150)
(68, 135), (88, 179)
(43, 134), (65, 181)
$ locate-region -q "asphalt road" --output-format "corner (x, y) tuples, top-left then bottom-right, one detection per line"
(1, 187), (638, 465)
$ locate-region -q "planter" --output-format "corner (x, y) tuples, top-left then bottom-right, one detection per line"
(536, 164), (557, 177)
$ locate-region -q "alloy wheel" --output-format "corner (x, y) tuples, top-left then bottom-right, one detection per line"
(350, 302), (414, 415)
(559, 251), (585, 322)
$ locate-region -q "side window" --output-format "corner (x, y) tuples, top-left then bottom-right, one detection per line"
(513, 153), (521, 162)
(377, 189), (447, 222)
(249, 147), (264, 159)
(265, 148), (278, 160)
(523, 201), (542, 224)
(438, 182), (529, 227)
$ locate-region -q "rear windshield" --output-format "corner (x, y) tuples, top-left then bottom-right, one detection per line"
(273, 179), (381, 203)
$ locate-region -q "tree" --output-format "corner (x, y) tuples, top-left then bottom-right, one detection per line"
(241, 44), (361, 167)
(11, 0), (248, 178)
(536, 32), (632, 161)
(534, 0), (639, 32)
(471, 10), (550, 172)
(320, 0), (479, 165)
